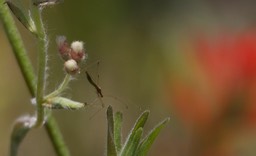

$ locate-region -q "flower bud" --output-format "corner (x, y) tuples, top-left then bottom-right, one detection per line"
(70, 41), (86, 62)
(64, 59), (79, 75)
(56, 36), (71, 61)
(71, 41), (84, 52)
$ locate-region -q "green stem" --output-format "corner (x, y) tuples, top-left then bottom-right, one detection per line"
(32, 7), (47, 127)
(0, 2), (70, 156)
(0, 1), (36, 96)
(45, 115), (70, 156)
(45, 74), (72, 99)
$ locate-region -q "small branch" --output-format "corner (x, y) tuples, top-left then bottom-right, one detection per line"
(45, 74), (72, 99)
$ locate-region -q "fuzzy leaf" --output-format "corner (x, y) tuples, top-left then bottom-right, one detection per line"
(120, 111), (149, 155)
(114, 112), (123, 153)
(10, 115), (36, 156)
(5, 0), (37, 35)
(107, 106), (117, 156)
(43, 97), (85, 110)
(120, 128), (143, 156)
(132, 110), (150, 132)
(135, 117), (170, 156)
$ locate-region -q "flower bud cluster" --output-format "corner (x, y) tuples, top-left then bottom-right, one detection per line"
(56, 36), (87, 75)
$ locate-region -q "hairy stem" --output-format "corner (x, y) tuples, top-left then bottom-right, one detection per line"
(32, 7), (47, 127)
(45, 74), (72, 99)
(0, 2), (70, 156)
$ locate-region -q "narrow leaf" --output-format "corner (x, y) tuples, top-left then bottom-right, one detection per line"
(120, 111), (149, 155)
(5, 0), (37, 35)
(106, 106), (117, 156)
(120, 128), (143, 156)
(10, 115), (36, 156)
(133, 110), (150, 131)
(43, 97), (85, 110)
(135, 117), (170, 156)
(114, 112), (123, 153)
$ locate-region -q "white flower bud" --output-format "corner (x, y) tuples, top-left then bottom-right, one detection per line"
(64, 59), (79, 75)
(71, 41), (84, 53)
(70, 41), (86, 62)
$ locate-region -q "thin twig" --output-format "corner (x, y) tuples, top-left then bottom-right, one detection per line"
(45, 74), (72, 99)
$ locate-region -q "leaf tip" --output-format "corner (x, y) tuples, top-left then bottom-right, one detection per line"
(107, 105), (113, 116)
(142, 110), (150, 117)
(164, 117), (170, 124)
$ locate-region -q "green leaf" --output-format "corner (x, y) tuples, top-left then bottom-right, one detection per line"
(133, 110), (150, 131)
(120, 128), (143, 156)
(135, 117), (170, 156)
(43, 97), (85, 110)
(120, 111), (149, 155)
(107, 106), (117, 156)
(114, 112), (123, 153)
(5, 0), (37, 35)
(10, 115), (36, 156)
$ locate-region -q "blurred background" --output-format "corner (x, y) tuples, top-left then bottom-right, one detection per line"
(1, 0), (256, 155)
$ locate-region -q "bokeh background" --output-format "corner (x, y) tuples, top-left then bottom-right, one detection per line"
(1, 0), (256, 155)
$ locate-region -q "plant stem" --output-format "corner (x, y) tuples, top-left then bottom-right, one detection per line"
(45, 74), (72, 99)
(45, 115), (70, 156)
(0, 2), (70, 156)
(32, 7), (47, 127)
(0, 1), (36, 96)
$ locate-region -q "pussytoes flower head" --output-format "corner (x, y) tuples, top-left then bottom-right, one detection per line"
(70, 41), (86, 62)
(56, 36), (71, 61)
(64, 59), (80, 75)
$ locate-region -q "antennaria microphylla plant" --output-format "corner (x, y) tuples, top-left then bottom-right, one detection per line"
(0, 0), (170, 155)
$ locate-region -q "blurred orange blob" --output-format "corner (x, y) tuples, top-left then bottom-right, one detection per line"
(167, 30), (256, 130)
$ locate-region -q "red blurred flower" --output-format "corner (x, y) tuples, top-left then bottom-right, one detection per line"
(167, 31), (256, 129)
